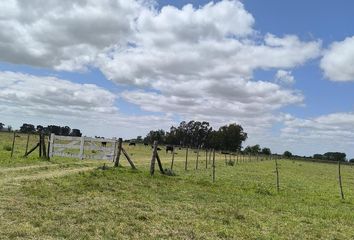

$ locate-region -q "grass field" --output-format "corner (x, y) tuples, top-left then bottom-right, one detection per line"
(1, 132), (354, 239)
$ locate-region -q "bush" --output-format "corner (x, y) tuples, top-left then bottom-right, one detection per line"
(3, 145), (12, 151)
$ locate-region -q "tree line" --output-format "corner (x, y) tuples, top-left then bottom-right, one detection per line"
(0, 122), (82, 137)
(142, 120), (247, 152)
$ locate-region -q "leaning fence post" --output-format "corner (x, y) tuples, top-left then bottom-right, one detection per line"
(114, 138), (123, 167)
(338, 160), (345, 200)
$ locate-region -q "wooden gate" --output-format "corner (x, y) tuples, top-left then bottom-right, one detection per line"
(48, 134), (117, 161)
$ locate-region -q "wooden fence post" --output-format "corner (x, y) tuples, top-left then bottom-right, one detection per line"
(196, 146), (200, 170)
(79, 136), (85, 160)
(275, 157), (280, 193)
(150, 141), (158, 176)
(42, 134), (47, 158)
(205, 149), (208, 169)
(338, 160), (345, 200)
(24, 134), (30, 156)
(212, 149), (216, 182)
(48, 133), (55, 158)
(39, 134), (42, 158)
(114, 138), (123, 167)
(10, 132), (16, 158)
(170, 146), (175, 170)
(185, 147), (189, 171)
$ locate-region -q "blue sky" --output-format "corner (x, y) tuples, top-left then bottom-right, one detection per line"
(0, 0), (354, 158)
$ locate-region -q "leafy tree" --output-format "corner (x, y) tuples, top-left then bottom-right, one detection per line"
(323, 152), (346, 162)
(349, 159), (354, 163)
(261, 147), (271, 155)
(144, 130), (166, 144)
(283, 151), (292, 158)
(7, 125), (12, 132)
(136, 136), (143, 143)
(36, 125), (44, 133)
(0, 122), (4, 131)
(20, 123), (36, 133)
(313, 154), (323, 160)
(60, 126), (71, 136)
(70, 129), (82, 137)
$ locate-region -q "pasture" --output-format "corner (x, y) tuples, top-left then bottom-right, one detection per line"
(1, 132), (354, 239)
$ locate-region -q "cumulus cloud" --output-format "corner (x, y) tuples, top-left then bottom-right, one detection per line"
(0, 0), (146, 71)
(278, 113), (354, 156)
(0, 71), (172, 137)
(275, 70), (295, 85)
(320, 36), (354, 81)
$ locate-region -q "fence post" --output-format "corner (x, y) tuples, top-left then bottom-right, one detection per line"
(114, 138), (123, 167)
(171, 146), (175, 170)
(275, 156), (280, 193)
(24, 134), (30, 156)
(212, 149), (216, 182)
(48, 134), (55, 158)
(10, 132), (16, 158)
(79, 136), (85, 160)
(185, 147), (189, 171)
(150, 141), (158, 176)
(39, 134), (42, 158)
(196, 146), (200, 170)
(205, 149), (208, 169)
(338, 160), (345, 200)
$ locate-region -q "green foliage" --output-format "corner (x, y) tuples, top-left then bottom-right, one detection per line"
(19, 123), (36, 133)
(283, 151), (292, 158)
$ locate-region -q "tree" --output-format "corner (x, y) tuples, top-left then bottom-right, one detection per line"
(136, 136), (143, 143)
(283, 151), (292, 158)
(144, 130), (166, 144)
(36, 125), (44, 133)
(313, 154), (323, 160)
(20, 123), (36, 133)
(166, 121), (213, 147)
(323, 152), (346, 162)
(262, 147), (271, 155)
(7, 125), (12, 132)
(0, 122), (4, 131)
(60, 126), (71, 136)
(205, 124), (247, 151)
(349, 159), (354, 163)
(70, 129), (82, 137)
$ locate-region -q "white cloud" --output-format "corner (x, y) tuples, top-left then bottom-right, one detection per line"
(279, 113), (354, 157)
(0, 71), (173, 138)
(275, 70), (295, 85)
(320, 36), (354, 81)
(0, 0), (146, 71)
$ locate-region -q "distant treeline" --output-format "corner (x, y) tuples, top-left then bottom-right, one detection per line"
(0, 122), (82, 137)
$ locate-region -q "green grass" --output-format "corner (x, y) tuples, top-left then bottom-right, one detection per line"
(1, 132), (354, 239)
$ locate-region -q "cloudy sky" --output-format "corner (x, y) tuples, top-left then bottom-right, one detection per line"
(0, 0), (354, 158)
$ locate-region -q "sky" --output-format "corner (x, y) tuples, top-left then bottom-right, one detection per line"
(0, 0), (354, 158)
